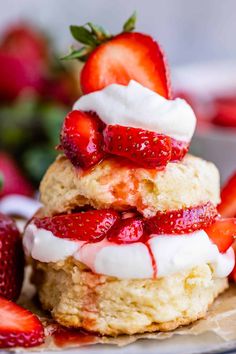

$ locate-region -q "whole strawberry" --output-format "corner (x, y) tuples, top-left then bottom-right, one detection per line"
(0, 213), (24, 300)
(0, 152), (33, 198)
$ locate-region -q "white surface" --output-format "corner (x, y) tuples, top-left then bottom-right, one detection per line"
(23, 224), (234, 279)
(74, 80), (196, 142)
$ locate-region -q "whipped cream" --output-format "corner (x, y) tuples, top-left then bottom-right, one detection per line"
(23, 224), (234, 279)
(73, 80), (196, 142)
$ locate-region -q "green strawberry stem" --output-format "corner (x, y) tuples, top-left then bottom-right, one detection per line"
(62, 12), (137, 62)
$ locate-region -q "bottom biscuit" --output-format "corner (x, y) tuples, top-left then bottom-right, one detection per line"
(33, 258), (228, 336)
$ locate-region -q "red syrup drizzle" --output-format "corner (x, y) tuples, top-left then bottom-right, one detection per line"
(145, 242), (157, 278)
(52, 326), (99, 348)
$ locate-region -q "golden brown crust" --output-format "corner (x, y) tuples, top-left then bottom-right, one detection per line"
(33, 258), (228, 336)
(40, 154), (220, 217)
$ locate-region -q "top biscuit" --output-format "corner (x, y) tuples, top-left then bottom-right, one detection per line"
(40, 154), (220, 217)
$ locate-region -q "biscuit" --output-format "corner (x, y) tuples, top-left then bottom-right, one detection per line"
(33, 259), (227, 336)
(40, 154), (220, 217)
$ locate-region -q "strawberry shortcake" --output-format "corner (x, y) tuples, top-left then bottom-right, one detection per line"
(23, 15), (236, 336)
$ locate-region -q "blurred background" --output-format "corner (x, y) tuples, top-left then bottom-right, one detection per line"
(0, 0), (235, 216)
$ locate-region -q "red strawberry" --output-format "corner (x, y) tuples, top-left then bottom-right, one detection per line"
(0, 24), (49, 101)
(103, 125), (171, 168)
(0, 152), (33, 198)
(1, 24), (48, 66)
(34, 210), (119, 242)
(218, 172), (236, 218)
(81, 32), (170, 98)
(212, 97), (236, 128)
(170, 138), (189, 162)
(0, 296), (44, 348)
(0, 213), (24, 300)
(0, 52), (43, 101)
(107, 217), (144, 244)
(145, 202), (218, 235)
(205, 218), (236, 253)
(60, 110), (105, 168)
(63, 14), (170, 98)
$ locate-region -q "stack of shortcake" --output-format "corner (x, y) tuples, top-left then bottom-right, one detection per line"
(23, 16), (236, 336)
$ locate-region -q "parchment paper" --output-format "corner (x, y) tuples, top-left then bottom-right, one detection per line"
(12, 267), (236, 352)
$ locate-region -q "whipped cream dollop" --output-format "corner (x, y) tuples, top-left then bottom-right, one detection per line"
(23, 224), (234, 279)
(73, 80), (196, 142)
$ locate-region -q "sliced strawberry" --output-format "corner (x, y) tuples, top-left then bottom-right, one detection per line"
(0, 296), (44, 348)
(0, 213), (24, 300)
(34, 210), (119, 242)
(107, 217), (144, 244)
(218, 172), (236, 218)
(170, 138), (189, 162)
(145, 202), (218, 235)
(205, 218), (236, 253)
(80, 32), (170, 98)
(0, 152), (33, 197)
(103, 125), (171, 168)
(60, 110), (105, 168)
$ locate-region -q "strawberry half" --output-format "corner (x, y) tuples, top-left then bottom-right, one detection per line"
(60, 110), (105, 168)
(170, 138), (189, 162)
(204, 218), (236, 253)
(218, 171), (236, 218)
(107, 217), (144, 244)
(103, 125), (171, 168)
(63, 14), (170, 98)
(145, 202), (218, 235)
(0, 213), (24, 300)
(0, 297), (44, 348)
(34, 210), (119, 242)
(81, 32), (170, 98)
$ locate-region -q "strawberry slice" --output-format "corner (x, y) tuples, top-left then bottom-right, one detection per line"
(0, 213), (24, 300)
(60, 110), (105, 168)
(218, 172), (236, 217)
(145, 202), (218, 235)
(0, 296), (44, 348)
(107, 217), (144, 244)
(170, 138), (189, 162)
(34, 210), (119, 242)
(103, 125), (171, 168)
(204, 218), (236, 253)
(63, 14), (170, 98)
(81, 32), (170, 98)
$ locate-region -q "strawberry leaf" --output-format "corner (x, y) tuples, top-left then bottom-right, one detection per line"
(87, 23), (111, 41)
(123, 12), (137, 32)
(70, 25), (97, 47)
(61, 46), (92, 61)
